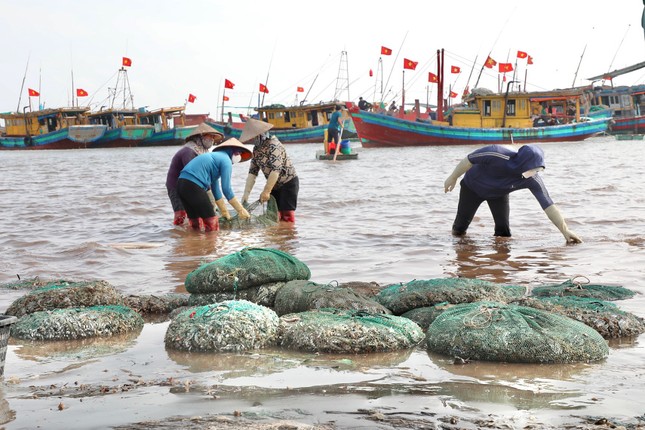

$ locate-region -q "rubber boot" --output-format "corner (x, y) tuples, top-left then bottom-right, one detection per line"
(188, 218), (202, 230)
(202, 216), (219, 232)
(279, 210), (296, 223)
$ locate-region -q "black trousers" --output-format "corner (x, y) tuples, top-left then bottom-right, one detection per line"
(272, 176), (299, 212)
(177, 178), (216, 220)
(452, 180), (511, 237)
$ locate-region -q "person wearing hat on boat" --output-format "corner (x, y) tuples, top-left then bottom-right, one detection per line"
(166, 123), (224, 226)
(444, 144), (582, 243)
(239, 118), (299, 223)
(326, 105), (345, 155)
(176, 138), (252, 231)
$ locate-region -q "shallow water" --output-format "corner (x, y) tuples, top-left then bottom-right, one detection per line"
(1, 136), (644, 428)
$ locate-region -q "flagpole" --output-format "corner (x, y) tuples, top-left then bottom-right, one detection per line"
(401, 70), (405, 114)
(383, 31), (408, 105)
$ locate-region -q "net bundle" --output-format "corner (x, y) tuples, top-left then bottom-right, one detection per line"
(219, 196), (279, 229)
(4, 280), (124, 318)
(375, 278), (527, 315)
(184, 248), (311, 294)
(122, 293), (190, 314)
(278, 308), (425, 354)
(0, 277), (70, 291)
(10, 305), (144, 341)
(273, 280), (391, 316)
(188, 282), (286, 309)
(164, 300), (280, 352)
(400, 302), (454, 331)
(530, 277), (635, 301)
(426, 301), (609, 363)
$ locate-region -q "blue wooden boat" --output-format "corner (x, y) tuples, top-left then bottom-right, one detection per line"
(87, 109), (154, 148)
(136, 106), (196, 146)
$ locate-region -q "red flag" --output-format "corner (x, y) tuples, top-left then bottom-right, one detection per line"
(381, 46), (392, 55)
(603, 75), (613, 81)
(122, 57), (132, 67)
(451, 65), (461, 74)
(28, 88), (39, 97)
(498, 63), (513, 73)
(484, 56), (497, 68)
(403, 58), (418, 70)
(297, 86), (304, 92)
(369, 69), (373, 77)
(450, 91), (458, 98)
(76, 88), (88, 97)
(428, 72), (439, 83)
(224, 79), (235, 89)
(259, 83), (269, 94)
(463, 86), (470, 98)
(223, 95), (230, 101)
(517, 50), (528, 59)
(527, 56), (534, 65)
(187, 94), (196, 103)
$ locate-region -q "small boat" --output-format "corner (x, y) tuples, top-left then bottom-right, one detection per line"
(136, 106), (196, 146)
(86, 108), (154, 148)
(0, 107), (107, 150)
(315, 150), (358, 160)
(615, 133), (644, 140)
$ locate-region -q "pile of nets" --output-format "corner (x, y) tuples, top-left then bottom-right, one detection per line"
(184, 247), (311, 294)
(375, 278), (527, 315)
(188, 282), (286, 309)
(278, 308), (424, 353)
(401, 302), (455, 331)
(0, 276), (71, 291)
(273, 280), (390, 316)
(219, 196), (279, 229)
(10, 305), (144, 341)
(164, 300), (279, 352)
(123, 293), (190, 314)
(515, 296), (645, 339)
(4, 280), (124, 318)
(530, 277), (635, 301)
(426, 301), (609, 363)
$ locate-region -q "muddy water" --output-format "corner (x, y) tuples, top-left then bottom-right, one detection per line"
(1, 136), (644, 428)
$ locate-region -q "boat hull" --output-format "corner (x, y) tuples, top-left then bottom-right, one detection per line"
(610, 115), (645, 135)
(1, 125), (108, 150)
(90, 126), (155, 148)
(138, 126), (196, 146)
(206, 121), (355, 144)
(349, 110), (612, 147)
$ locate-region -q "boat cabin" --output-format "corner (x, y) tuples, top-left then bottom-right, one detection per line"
(256, 102), (341, 130)
(87, 108), (141, 129)
(136, 106), (186, 132)
(0, 107), (90, 137)
(590, 84), (645, 119)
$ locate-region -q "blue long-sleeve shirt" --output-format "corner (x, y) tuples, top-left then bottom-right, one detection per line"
(178, 152), (235, 201)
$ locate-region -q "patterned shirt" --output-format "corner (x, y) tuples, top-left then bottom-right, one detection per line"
(248, 136), (297, 188)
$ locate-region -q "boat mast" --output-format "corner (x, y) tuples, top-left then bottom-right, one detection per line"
(17, 55), (30, 113)
(334, 51), (350, 102)
(572, 44), (587, 88)
(437, 49), (444, 122)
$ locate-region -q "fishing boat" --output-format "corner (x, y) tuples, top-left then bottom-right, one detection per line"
(136, 106), (196, 146)
(86, 108), (154, 148)
(0, 107), (107, 150)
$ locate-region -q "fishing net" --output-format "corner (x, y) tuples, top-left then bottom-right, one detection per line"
(514, 296), (645, 339)
(375, 278), (527, 315)
(164, 300), (279, 352)
(426, 301), (609, 363)
(0, 277), (71, 291)
(278, 308), (425, 354)
(4, 280), (124, 318)
(400, 302), (455, 331)
(530, 277), (635, 301)
(10, 305), (144, 341)
(122, 293), (190, 314)
(184, 247), (311, 294)
(273, 280), (391, 316)
(188, 282), (286, 308)
(219, 196), (279, 229)
(337, 281), (383, 299)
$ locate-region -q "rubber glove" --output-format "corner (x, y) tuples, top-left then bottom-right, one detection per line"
(173, 210), (187, 225)
(214, 198), (231, 220)
(544, 205), (582, 243)
(229, 197), (251, 220)
(444, 157), (473, 193)
(242, 173), (257, 204)
(260, 171), (280, 203)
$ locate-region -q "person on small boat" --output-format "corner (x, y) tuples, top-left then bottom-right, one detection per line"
(444, 144), (582, 243)
(326, 105), (345, 155)
(176, 138), (251, 231)
(388, 101), (398, 115)
(358, 97), (372, 111)
(166, 123), (224, 226)
(239, 118), (299, 223)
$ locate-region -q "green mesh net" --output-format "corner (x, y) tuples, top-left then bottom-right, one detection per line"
(273, 280), (391, 316)
(426, 301), (609, 363)
(188, 282), (285, 309)
(400, 302), (454, 331)
(184, 247), (311, 294)
(219, 196), (279, 229)
(10, 305), (144, 341)
(122, 293), (190, 314)
(278, 308), (425, 353)
(164, 300), (279, 352)
(0, 277), (71, 291)
(530, 277), (635, 301)
(375, 278), (527, 315)
(515, 296), (645, 339)
(5, 280), (124, 318)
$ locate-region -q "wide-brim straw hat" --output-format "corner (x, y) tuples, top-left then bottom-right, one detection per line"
(186, 123), (224, 143)
(239, 118), (274, 143)
(212, 138), (253, 162)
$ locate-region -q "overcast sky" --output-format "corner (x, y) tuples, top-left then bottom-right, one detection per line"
(1, 0), (643, 120)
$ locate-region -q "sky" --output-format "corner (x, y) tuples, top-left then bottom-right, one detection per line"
(1, 0), (644, 121)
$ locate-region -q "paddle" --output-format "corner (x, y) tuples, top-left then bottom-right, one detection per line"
(333, 120), (346, 162)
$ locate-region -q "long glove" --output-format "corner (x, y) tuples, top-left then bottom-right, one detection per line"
(242, 173), (257, 204)
(444, 157), (473, 193)
(260, 171), (280, 203)
(544, 205), (582, 243)
(214, 198), (231, 220)
(229, 197), (251, 220)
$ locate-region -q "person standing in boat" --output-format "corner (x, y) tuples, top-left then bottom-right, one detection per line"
(326, 105), (345, 155)
(166, 123), (224, 226)
(239, 118), (299, 223)
(444, 144), (582, 243)
(358, 97), (372, 111)
(177, 138), (251, 232)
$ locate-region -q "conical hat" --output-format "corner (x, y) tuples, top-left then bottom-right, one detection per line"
(239, 118), (274, 143)
(212, 138), (253, 162)
(186, 123), (224, 142)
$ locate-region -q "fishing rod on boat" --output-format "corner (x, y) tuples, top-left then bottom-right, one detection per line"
(603, 24), (632, 86)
